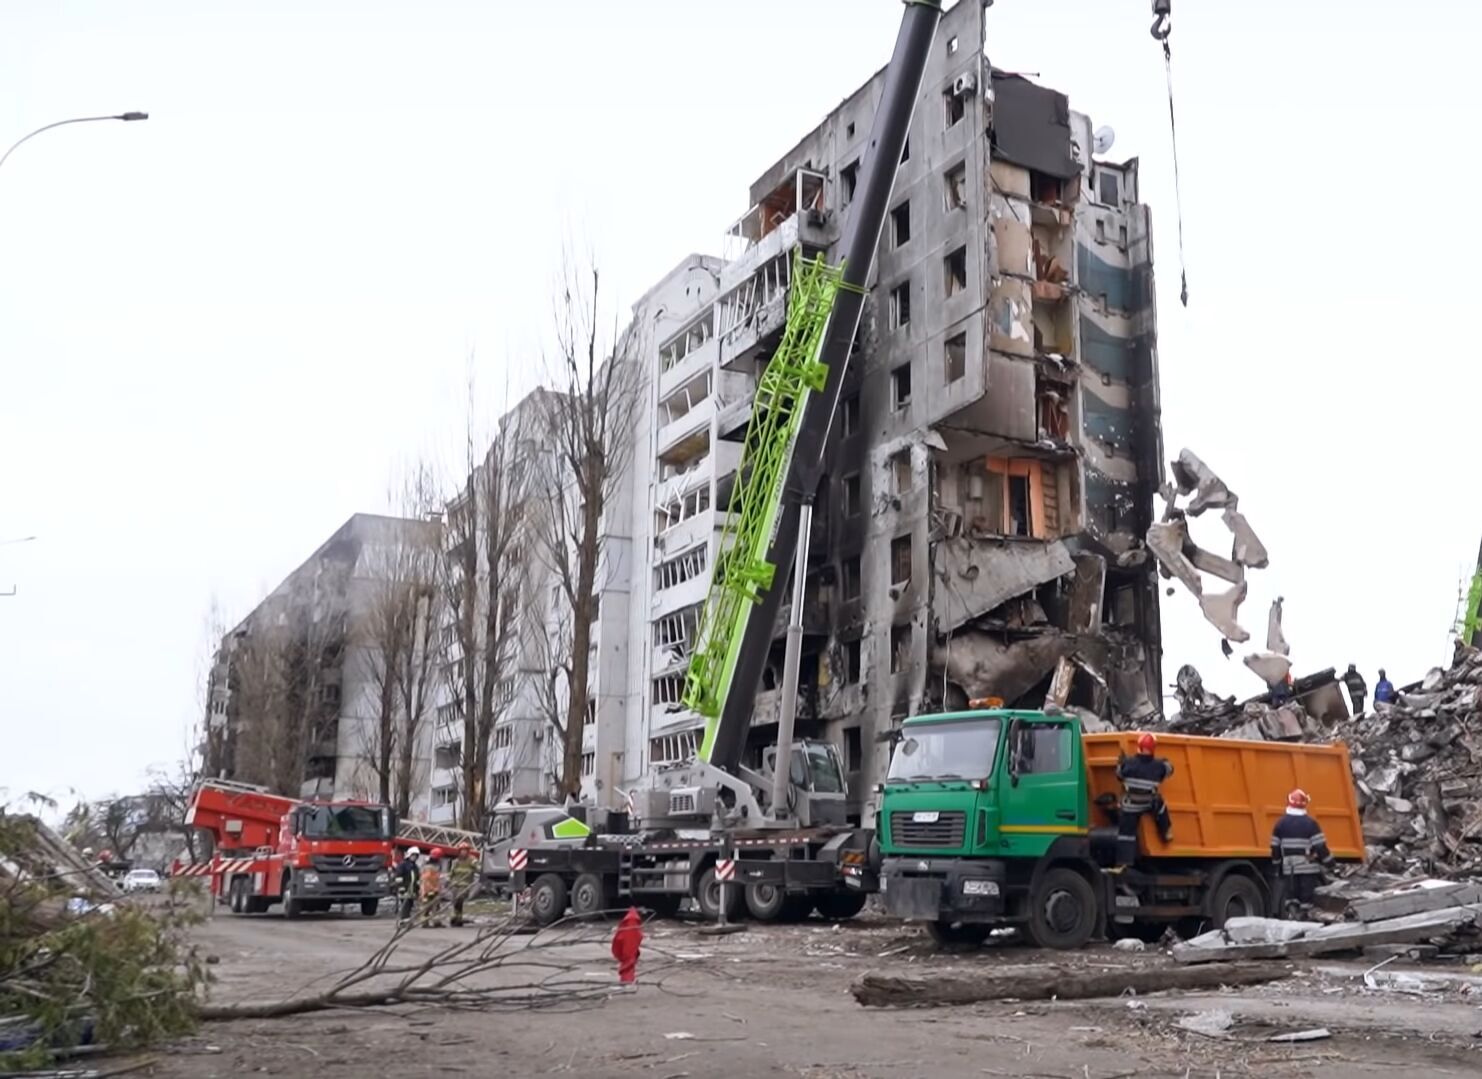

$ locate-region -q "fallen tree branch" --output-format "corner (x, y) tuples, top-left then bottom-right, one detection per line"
(851, 961), (1288, 1008)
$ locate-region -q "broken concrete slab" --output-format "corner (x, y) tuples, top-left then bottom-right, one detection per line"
(932, 630), (1071, 706)
(1348, 881), (1482, 923)
(1171, 449), (1236, 516)
(932, 537), (1075, 628)
(1267, 597), (1289, 655)
(1223, 507), (1269, 569)
(1189, 543), (1244, 585)
(1173, 907), (1482, 964)
(1147, 519), (1203, 596)
(1244, 652), (1293, 688)
(1199, 580), (1250, 642)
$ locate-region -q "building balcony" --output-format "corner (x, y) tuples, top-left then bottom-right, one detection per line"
(655, 460), (711, 513)
(652, 572), (709, 620)
(658, 334), (719, 402)
(655, 395), (715, 463)
(652, 510), (713, 562)
(716, 393), (752, 444)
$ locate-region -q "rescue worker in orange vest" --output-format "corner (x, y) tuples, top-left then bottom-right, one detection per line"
(1271, 788), (1332, 918)
(420, 848), (446, 928)
(1114, 733), (1174, 866)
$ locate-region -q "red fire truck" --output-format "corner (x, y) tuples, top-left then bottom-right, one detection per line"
(182, 779), (396, 917)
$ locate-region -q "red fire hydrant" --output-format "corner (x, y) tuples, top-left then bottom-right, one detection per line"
(611, 907), (643, 986)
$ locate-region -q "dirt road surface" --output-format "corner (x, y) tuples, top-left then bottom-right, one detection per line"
(122, 908), (1482, 1078)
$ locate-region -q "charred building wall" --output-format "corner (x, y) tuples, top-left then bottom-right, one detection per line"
(714, 1), (1164, 823)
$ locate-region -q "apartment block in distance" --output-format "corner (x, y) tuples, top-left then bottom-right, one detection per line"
(611, 0), (1165, 822)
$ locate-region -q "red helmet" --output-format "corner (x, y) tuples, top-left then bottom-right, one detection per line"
(429, 847), (444, 859)
(1136, 733), (1157, 755)
(1287, 789), (1310, 809)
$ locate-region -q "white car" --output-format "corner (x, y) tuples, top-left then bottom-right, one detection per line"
(123, 868), (161, 893)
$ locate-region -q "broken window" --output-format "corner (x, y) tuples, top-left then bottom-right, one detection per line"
(840, 160), (859, 205)
(652, 673), (686, 705)
(840, 392), (860, 437)
(890, 624), (911, 674)
(890, 201), (911, 247)
(843, 473), (862, 517)
(891, 363), (912, 409)
(650, 730), (699, 766)
(944, 162), (966, 212)
(943, 86), (965, 128)
(843, 640), (862, 684)
(434, 743), (459, 770)
(965, 457), (1048, 539)
(946, 34), (959, 56)
(1036, 375), (1071, 441)
(890, 448), (912, 493)
(1097, 168), (1121, 206)
(1030, 170), (1063, 205)
(1007, 473), (1032, 537)
(889, 281), (911, 329)
(944, 332), (966, 383)
(900, 138), (910, 164)
(846, 121), (856, 139)
(842, 555), (861, 601)
(658, 312), (715, 373)
(944, 246), (968, 298)
(890, 534), (912, 586)
(654, 544), (708, 592)
(653, 605), (701, 650)
(844, 726), (863, 771)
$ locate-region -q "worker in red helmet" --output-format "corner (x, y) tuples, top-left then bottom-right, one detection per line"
(1114, 732), (1174, 866)
(420, 848), (446, 928)
(1270, 788), (1332, 918)
(449, 846), (479, 928)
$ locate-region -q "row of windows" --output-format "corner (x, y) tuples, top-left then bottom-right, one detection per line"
(655, 485), (711, 535)
(659, 312), (713, 373)
(655, 544), (707, 593)
(651, 729), (699, 766)
(654, 604), (701, 650)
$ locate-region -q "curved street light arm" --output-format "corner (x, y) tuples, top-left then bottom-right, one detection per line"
(0, 112), (149, 172)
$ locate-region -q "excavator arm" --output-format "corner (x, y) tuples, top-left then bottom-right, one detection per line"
(683, 0), (944, 775)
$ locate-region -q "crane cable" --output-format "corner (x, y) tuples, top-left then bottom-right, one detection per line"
(1150, 1), (1188, 307)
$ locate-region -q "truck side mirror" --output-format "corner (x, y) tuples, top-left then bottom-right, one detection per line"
(1006, 720), (1022, 787)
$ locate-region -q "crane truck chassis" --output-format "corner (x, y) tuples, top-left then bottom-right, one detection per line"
(878, 709), (1365, 947)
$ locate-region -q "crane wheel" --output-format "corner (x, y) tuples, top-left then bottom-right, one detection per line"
(744, 882), (787, 921)
(570, 873), (612, 918)
(695, 868), (741, 921)
(529, 873), (569, 926)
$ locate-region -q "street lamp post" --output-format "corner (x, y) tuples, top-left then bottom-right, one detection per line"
(0, 112), (149, 173)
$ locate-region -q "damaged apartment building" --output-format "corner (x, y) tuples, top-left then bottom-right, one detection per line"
(618, 0), (1166, 822)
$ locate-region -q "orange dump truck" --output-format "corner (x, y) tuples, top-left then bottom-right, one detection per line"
(880, 710), (1364, 947)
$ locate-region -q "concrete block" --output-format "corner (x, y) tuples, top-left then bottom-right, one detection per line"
(1223, 507), (1269, 569)
(1348, 881), (1482, 923)
(1199, 581), (1250, 643)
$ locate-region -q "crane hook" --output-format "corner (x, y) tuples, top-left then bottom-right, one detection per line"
(1150, 0), (1171, 41)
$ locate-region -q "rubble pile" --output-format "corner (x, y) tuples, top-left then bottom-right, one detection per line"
(1343, 647), (1482, 877)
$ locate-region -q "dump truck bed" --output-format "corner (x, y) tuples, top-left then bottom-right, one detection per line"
(1082, 732), (1364, 861)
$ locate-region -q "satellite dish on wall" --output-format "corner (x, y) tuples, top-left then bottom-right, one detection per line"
(1093, 126), (1116, 155)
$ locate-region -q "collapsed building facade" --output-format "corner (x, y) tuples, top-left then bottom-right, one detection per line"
(614, 0), (1166, 824)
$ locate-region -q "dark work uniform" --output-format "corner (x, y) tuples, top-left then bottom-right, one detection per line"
(1341, 667), (1367, 715)
(1115, 754), (1173, 866)
(1271, 810), (1330, 914)
(394, 856), (420, 922)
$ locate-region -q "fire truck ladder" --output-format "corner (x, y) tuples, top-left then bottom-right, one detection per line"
(683, 250), (850, 760)
(396, 818), (483, 851)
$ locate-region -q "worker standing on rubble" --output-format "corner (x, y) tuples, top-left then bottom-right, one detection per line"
(1374, 668), (1396, 706)
(1271, 789), (1331, 917)
(1342, 664), (1367, 714)
(449, 846), (478, 928)
(393, 846), (422, 924)
(1114, 733), (1174, 865)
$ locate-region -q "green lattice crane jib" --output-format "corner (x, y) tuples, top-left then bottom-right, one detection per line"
(682, 251), (846, 755)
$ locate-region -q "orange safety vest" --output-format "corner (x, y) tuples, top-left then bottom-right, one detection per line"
(420, 863), (441, 900)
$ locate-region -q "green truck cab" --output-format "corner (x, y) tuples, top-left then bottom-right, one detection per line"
(879, 708), (1101, 948)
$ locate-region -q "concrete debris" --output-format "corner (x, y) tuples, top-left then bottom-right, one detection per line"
(1112, 937), (1146, 952)
(1267, 597), (1289, 656)
(1171, 449), (1235, 516)
(1244, 652), (1292, 688)
(1223, 507), (1269, 569)
(1175, 1009), (1234, 1037)
(1199, 581), (1250, 643)
(1173, 907), (1482, 964)
(1267, 1028), (1331, 1043)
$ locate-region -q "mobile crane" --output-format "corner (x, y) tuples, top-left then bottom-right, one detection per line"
(508, 0), (943, 925)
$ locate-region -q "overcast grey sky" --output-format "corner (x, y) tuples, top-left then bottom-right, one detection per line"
(3, 0), (1478, 808)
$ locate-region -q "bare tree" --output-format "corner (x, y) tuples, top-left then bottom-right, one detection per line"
(439, 380), (533, 832)
(537, 258), (643, 798)
(358, 468), (443, 816)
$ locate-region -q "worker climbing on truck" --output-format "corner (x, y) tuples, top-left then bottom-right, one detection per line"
(1270, 788), (1332, 918)
(1115, 733), (1174, 865)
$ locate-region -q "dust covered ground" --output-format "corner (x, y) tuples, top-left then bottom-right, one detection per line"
(116, 904), (1482, 1078)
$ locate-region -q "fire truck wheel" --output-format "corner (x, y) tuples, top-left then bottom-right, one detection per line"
(529, 873), (569, 926)
(744, 882), (787, 922)
(570, 873), (612, 917)
(361, 899), (380, 917)
(814, 891), (868, 920)
(282, 880), (302, 920)
(226, 878), (243, 914)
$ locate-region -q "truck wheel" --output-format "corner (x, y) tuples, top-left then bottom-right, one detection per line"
(570, 873), (612, 917)
(282, 888), (301, 920)
(227, 878), (244, 914)
(1025, 867), (1097, 950)
(360, 899), (379, 917)
(744, 882), (787, 922)
(529, 873), (569, 926)
(695, 868), (741, 921)
(815, 891), (868, 921)
(926, 921), (990, 947)
(1209, 873), (1265, 927)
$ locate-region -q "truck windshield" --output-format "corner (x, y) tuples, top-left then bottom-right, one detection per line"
(301, 806), (388, 840)
(887, 719), (1001, 782)
(802, 743), (845, 793)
